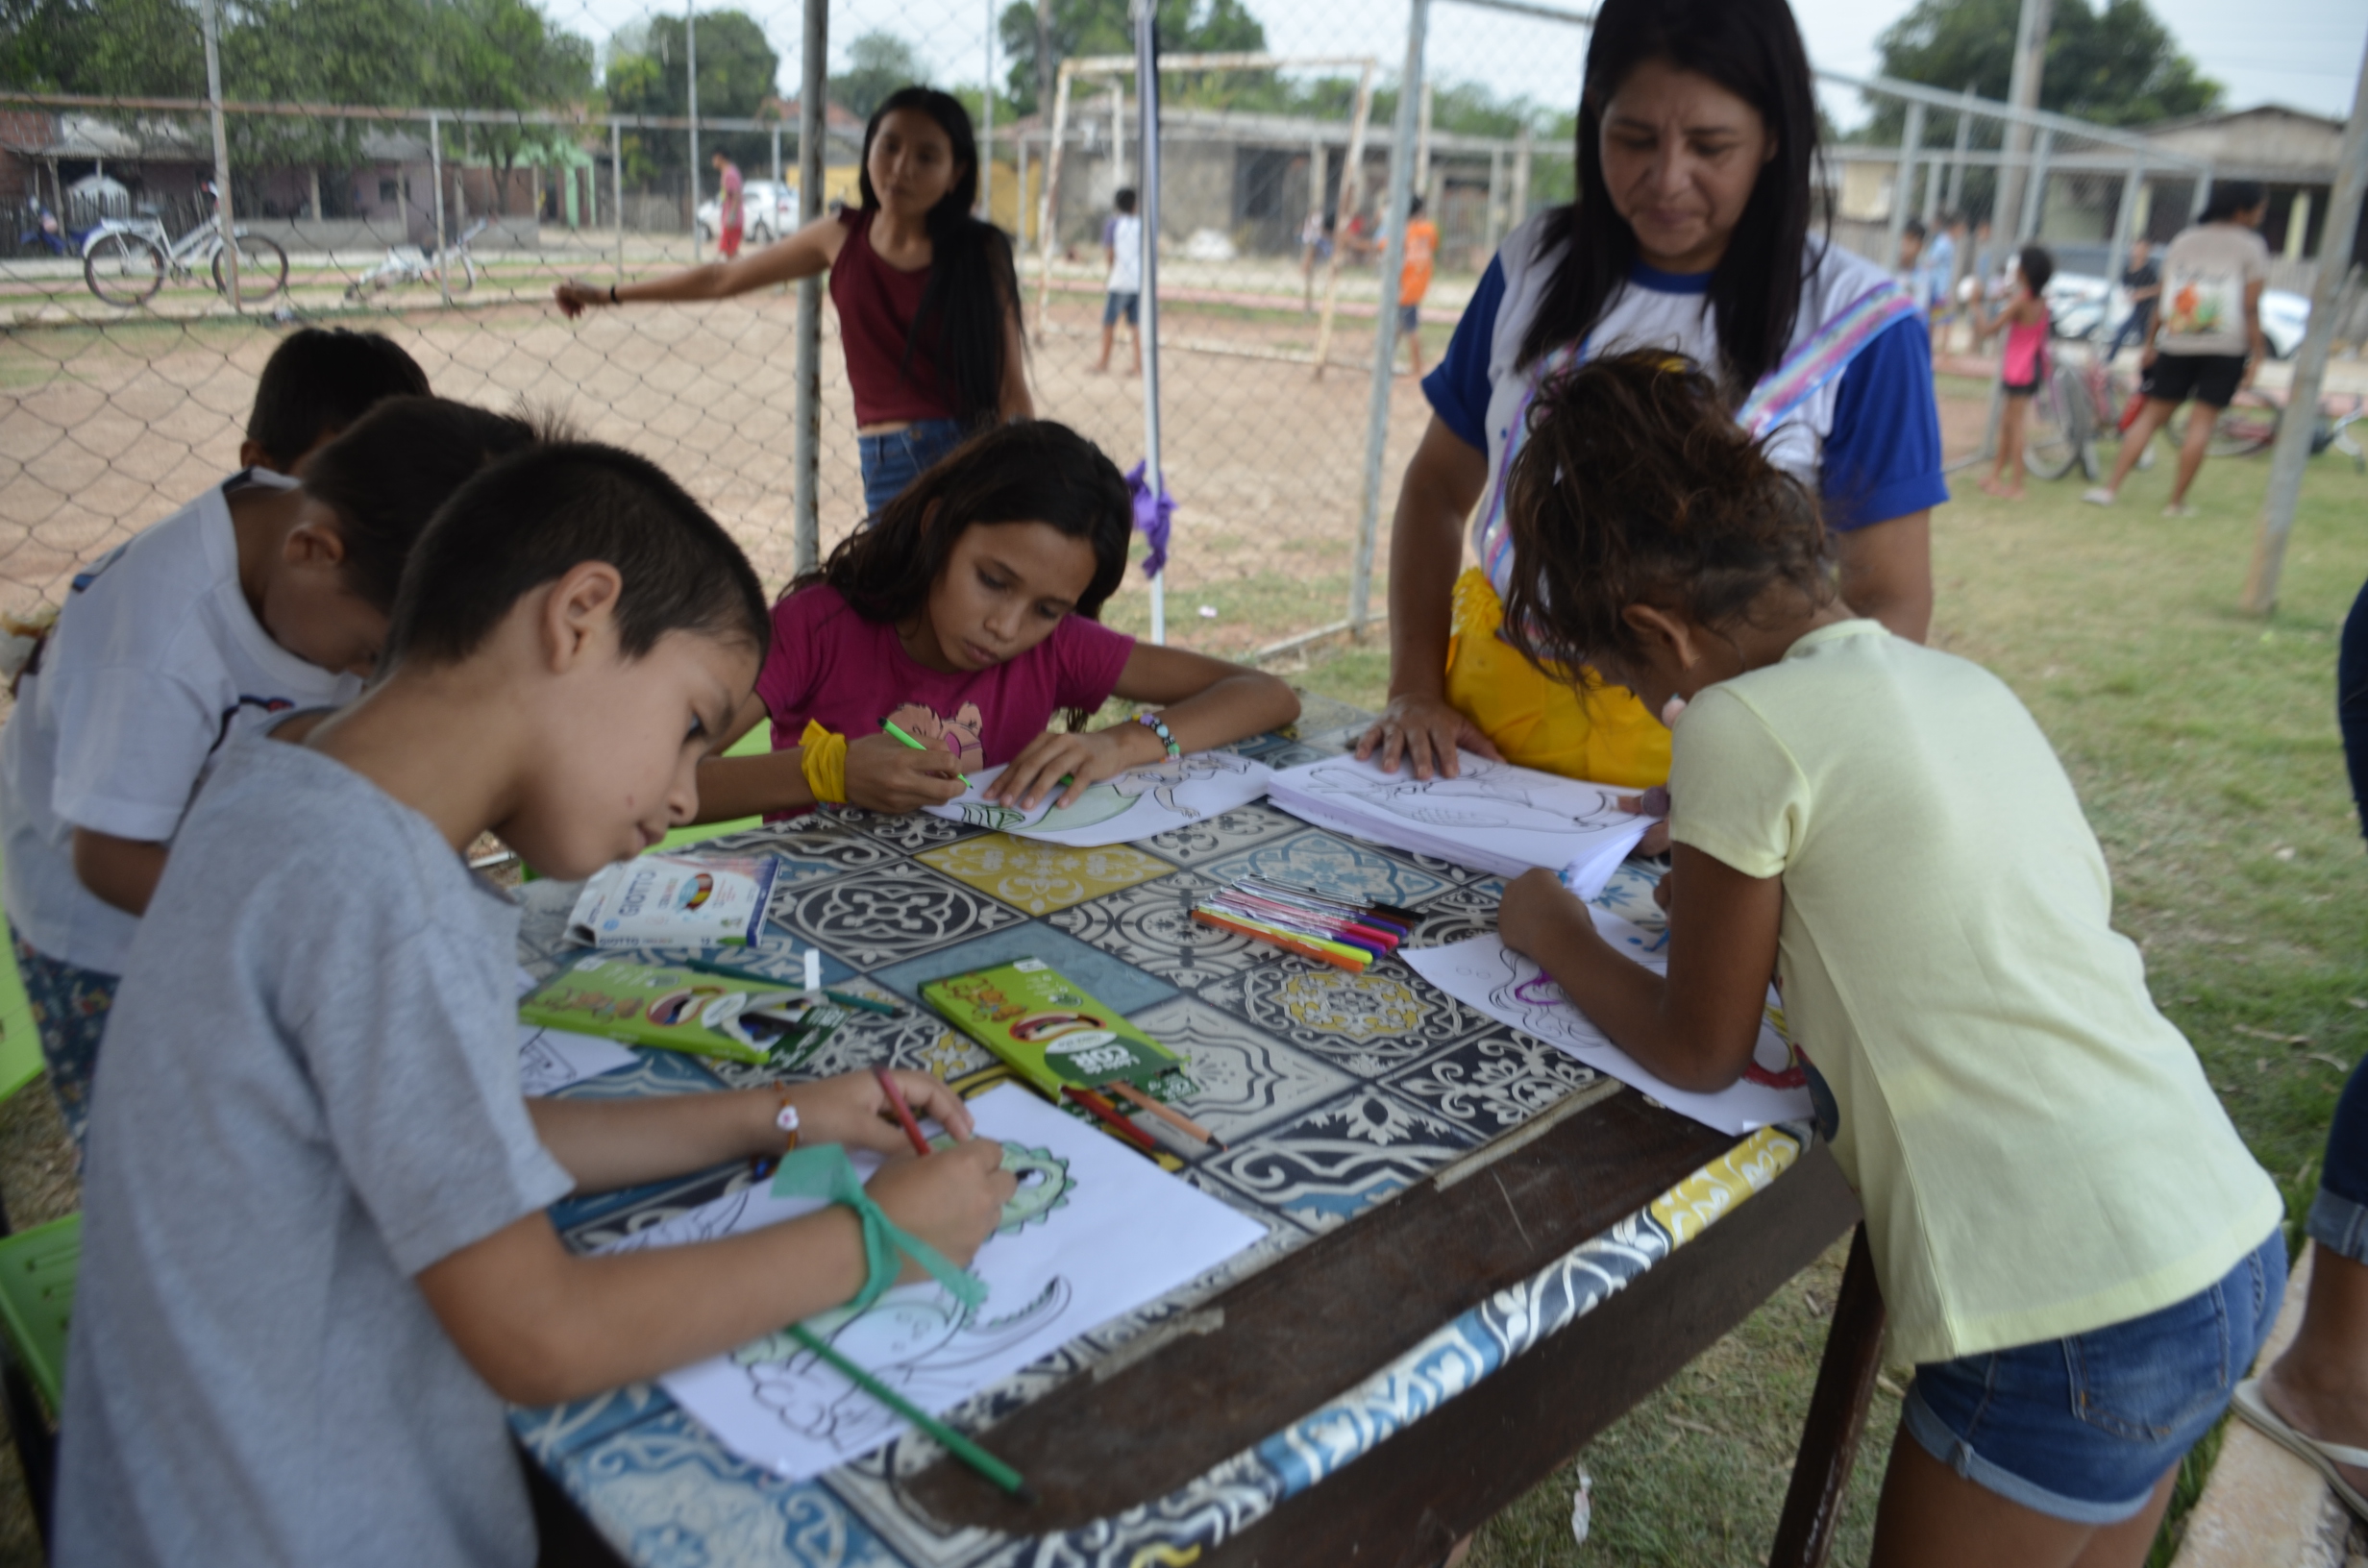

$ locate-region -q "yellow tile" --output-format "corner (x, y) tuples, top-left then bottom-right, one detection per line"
(918, 833), (1173, 915)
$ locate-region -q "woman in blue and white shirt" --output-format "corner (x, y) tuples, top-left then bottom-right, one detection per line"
(1357, 0), (1946, 786)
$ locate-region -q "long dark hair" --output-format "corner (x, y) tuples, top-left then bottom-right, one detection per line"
(2199, 180), (2265, 224)
(1517, 0), (1820, 399)
(859, 86), (1023, 429)
(796, 421), (1131, 625)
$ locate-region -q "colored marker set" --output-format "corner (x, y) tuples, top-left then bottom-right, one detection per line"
(1190, 877), (1416, 972)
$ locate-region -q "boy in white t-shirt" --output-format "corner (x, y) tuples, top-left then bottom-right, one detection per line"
(0, 396), (538, 1146)
(1096, 186), (1144, 376)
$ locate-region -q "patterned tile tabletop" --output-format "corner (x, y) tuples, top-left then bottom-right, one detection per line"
(508, 700), (1812, 1567)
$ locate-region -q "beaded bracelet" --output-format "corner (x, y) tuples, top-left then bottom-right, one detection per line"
(1134, 711), (1181, 758)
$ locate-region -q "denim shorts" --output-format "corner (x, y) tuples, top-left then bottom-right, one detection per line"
(1903, 1228), (2286, 1524)
(856, 416), (969, 519)
(1103, 290), (1140, 328)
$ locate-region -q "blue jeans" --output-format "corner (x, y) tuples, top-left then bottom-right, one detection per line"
(2103, 308), (2154, 361)
(857, 417), (968, 521)
(1903, 1229), (2287, 1524)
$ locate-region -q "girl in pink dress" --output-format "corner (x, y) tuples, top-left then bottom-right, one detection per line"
(1982, 245), (2056, 501)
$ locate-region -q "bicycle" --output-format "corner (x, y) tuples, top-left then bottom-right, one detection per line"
(2025, 342), (2155, 482)
(2192, 387), (2367, 469)
(81, 191), (287, 307)
(344, 218), (485, 301)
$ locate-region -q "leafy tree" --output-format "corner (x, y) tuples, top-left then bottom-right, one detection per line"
(432, 0), (593, 182)
(996, 0), (1263, 117)
(604, 7), (778, 177)
(1874, 0), (2221, 131)
(830, 29), (925, 122)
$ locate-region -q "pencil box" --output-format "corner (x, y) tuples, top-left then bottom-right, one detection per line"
(521, 954), (841, 1066)
(921, 959), (1181, 1097)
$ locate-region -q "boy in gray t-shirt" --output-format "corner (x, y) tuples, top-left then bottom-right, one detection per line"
(56, 444), (1015, 1568)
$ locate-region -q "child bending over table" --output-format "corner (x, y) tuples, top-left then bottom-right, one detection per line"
(694, 419), (1299, 821)
(1492, 351), (2282, 1568)
(53, 444), (1018, 1567)
(0, 395), (536, 1149)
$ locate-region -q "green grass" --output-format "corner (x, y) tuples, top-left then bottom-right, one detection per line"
(1287, 444), (2368, 1567)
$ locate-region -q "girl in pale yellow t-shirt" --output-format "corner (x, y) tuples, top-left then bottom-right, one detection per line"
(1493, 350), (2283, 1568)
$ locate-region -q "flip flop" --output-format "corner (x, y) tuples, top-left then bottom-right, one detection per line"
(2232, 1377), (2368, 1521)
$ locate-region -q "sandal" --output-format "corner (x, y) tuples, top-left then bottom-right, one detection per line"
(2233, 1377), (2368, 1521)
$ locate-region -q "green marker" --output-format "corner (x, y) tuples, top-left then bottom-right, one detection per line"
(878, 719), (971, 788)
(787, 1324), (1036, 1503)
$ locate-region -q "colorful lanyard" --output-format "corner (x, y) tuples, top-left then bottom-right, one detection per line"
(1476, 278), (1922, 600)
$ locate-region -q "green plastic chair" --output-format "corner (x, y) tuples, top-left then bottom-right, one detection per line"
(0, 845), (77, 1547)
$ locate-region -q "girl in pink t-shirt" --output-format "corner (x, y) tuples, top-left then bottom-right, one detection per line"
(696, 422), (1300, 819)
(1980, 245), (2055, 502)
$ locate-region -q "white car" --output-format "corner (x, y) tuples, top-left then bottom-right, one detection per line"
(2046, 269), (2309, 357)
(694, 179), (798, 246)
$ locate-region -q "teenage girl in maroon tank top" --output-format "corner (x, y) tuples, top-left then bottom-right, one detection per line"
(555, 86), (1031, 519)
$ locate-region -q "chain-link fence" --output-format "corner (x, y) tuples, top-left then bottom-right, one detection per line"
(2, 0), (2330, 665)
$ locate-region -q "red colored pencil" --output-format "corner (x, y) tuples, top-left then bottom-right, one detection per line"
(1062, 1086), (1159, 1152)
(874, 1066), (933, 1158)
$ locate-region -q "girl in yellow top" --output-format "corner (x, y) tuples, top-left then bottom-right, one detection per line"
(1495, 352), (2282, 1567)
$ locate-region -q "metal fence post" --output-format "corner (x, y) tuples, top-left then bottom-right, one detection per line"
(793, 0), (826, 572)
(1943, 83), (1972, 218)
(2018, 126), (2052, 241)
(2104, 154), (2144, 317)
(1486, 143), (1504, 257)
(1512, 124), (1531, 227)
(1886, 100), (1924, 271)
(686, 0), (701, 260)
(1352, 0), (1428, 637)
(771, 123), (780, 184)
(1133, 0), (1164, 645)
(1035, 65), (1074, 337)
(198, 0), (239, 309)
(980, 0), (996, 222)
(429, 110), (451, 306)
(1310, 63), (1374, 377)
(612, 118), (625, 280)
(2241, 38), (2368, 614)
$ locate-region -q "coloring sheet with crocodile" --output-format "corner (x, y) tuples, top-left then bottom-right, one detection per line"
(602, 1083), (1269, 1479)
(1402, 909), (1815, 1136)
(921, 752), (1272, 847)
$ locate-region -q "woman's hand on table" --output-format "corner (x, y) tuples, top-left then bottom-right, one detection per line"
(843, 731), (966, 813)
(786, 1068), (978, 1154)
(991, 722), (1164, 811)
(865, 1138), (1017, 1275)
(1354, 691), (1502, 780)
(1498, 867), (1595, 961)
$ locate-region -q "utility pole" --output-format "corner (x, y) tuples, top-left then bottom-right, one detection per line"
(1036, 0), (1054, 122)
(686, 0), (701, 259)
(1994, 0), (2052, 241)
(2240, 34), (2368, 614)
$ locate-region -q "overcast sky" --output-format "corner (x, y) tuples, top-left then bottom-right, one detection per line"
(549, 0), (2366, 127)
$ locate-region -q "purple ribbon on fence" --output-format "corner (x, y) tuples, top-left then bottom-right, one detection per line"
(1126, 461), (1175, 579)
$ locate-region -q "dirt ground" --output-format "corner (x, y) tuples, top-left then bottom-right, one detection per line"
(0, 273), (1437, 655)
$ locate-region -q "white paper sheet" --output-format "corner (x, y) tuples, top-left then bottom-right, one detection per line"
(602, 1084), (1268, 1480)
(516, 1024), (637, 1098)
(920, 752), (1272, 847)
(1402, 912), (1814, 1136)
(1267, 752), (1650, 894)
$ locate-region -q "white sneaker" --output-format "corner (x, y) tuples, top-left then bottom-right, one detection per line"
(2162, 502), (2197, 518)
(2082, 487), (2116, 506)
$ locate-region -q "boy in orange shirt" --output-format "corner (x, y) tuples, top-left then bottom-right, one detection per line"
(1398, 194), (1440, 376)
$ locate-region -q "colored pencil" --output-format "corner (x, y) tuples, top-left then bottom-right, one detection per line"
(1061, 1086), (1160, 1152)
(1191, 909), (1369, 972)
(787, 1325), (1035, 1503)
(878, 719), (973, 788)
(1200, 899), (1388, 963)
(1241, 875), (1419, 925)
(1232, 884), (1411, 939)
(1106, 1081), (1226, 1151)
(874, 1066), (933, 1158)
(1209, 891), (1400, 950)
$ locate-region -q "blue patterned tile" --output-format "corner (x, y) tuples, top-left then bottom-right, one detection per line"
(1135, 803), (1308, 868)
(1196, 828), (1453, 908)
(513, 1382), (678, 1463)
(777, 864), (1026, 969)
(1194, 1086), (1476, 1232)
(869, 923), (1179, 1017)
(1124, 997), (1357, 1144)
(1045, 869), (1269, 990)
(547, 1406), (903, 1567)
(1383, 1029), (1600, 1137)
(1400, 880), (1507, 950)
(1197, 961), (1490, 1077)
